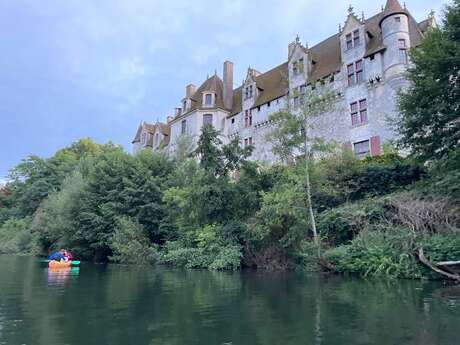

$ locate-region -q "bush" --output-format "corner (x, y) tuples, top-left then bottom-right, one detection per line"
(109, 217), (158, 265)
(325, 228), (421, 278)
(349, 163), (425, 200)
(0, 218), (32, 254)
(316, 198), (391, 246)
(159, 239), (242, 270)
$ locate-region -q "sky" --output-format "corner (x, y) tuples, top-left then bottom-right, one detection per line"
(0, 0), (449, 180)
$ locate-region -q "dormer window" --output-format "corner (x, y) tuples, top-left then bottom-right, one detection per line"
(204, 93), (213, 106)
(182, 100), (187, 111)
(244, 85), (253, 100)
(141, 132), (147, 145)
(346, 33), (353, 49)
(292, 58), (304, 75)
(346, 30), (360, 50)
(298, 58), (304, 73)
(353, 30), (360, 46)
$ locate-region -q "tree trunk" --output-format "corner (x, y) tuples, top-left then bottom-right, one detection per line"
(417, 248), (460, 282)
(303, 131), (319, 252)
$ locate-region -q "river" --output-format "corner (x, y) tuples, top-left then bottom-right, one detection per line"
(0, 255), (459, 345)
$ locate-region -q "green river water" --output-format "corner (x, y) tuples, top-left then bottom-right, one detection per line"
(0, 255), (459, 345)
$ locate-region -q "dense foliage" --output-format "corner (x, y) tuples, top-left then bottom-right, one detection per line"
(0, 4), (458, 280)
(397, 0), (460, 167)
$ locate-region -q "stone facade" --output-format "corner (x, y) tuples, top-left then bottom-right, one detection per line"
(133, 0), (436, 161)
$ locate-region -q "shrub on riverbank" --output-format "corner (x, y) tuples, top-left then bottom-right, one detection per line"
(0, 218), (33, 254)
(109, 217), (158, 265)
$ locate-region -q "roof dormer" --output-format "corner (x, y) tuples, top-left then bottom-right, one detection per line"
(288, 35), (310, 89)
(243, 67), (259, 106)
(340, 5), (364, 54)
(202, 91), (215, 108)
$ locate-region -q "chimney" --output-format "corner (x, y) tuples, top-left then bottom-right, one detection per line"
(167, 115), (174, 123)
(174, 107), (182, 117)
(223, 60), (233, 110)
(186, 84), (196, 98)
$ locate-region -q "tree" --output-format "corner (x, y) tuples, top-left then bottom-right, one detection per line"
(397, 1), (460, 166)
(194, 124), (252, 177)
(267, 83), (338, 246)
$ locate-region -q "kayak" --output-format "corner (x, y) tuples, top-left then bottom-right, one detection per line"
(48, 260), (72, 268)
(41, 259), (81, 266)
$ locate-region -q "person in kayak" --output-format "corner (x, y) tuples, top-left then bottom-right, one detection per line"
(48, 249), (67, 262)
(63, 250), (74, 261)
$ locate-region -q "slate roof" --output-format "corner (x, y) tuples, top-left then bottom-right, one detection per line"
(132, 122), (170, 145)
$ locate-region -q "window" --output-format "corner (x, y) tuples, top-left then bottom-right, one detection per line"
(348, 60), (363, 86)
(245, 85), (253, 100)
(300, 84), (307, 95)
(353, 30), (360, 46)
(155, 133), (160, 146)
(181, 120), (187, 134)
(244, 109), (252, 127)
(293, 58), (304, 75)
(347, 63), (355, 86)
(244, 137), (253, 147)
(350, 99), (368, 126)
(141, 132), (146, 145)
(267, 101), (271, 107)
(298, 58), (304, 73)
(398, 39), (408, 64)
(356, 60), (363, 83)
(346, 30), (360, 49)
(203, 114), (213, 126)
(204, 93), (212, 106)
(395, 17), (401, 23)
(346, 33), (353, 50)
(231, 118), (235, 124)
(294, 95), (300, 107)
(354, 140), (370, 158)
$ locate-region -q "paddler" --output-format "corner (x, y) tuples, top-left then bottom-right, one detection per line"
(48, 249), (67, 262)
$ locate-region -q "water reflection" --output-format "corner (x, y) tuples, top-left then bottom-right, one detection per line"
(0, 256), (459, 345)
(46, 266), (80, 287)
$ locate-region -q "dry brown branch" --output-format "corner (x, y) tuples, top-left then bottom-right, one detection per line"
(390, 194), (458, 234)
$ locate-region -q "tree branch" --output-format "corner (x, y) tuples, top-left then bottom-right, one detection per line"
(417, 248), (460, 282)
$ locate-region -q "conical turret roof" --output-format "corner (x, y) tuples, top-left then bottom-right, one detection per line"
(380, 0), (407, 25)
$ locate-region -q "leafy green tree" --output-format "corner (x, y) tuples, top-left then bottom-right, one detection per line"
(194, 124), (252, 177)
(397, 1), (460, 166)
(74, 147), (173, 260)
(109, 216), (157, 265)
(247, 165), (311, 269)
(30, 170), (87, 254)
(267, 84), (338, 245)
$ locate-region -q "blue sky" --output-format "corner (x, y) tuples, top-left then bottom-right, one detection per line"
(0, 0), (448, 180)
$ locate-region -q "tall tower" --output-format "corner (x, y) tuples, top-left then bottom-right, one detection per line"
(380, 0), (410, 86)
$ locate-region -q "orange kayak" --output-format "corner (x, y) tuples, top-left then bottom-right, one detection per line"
(48, 260), (72, 268)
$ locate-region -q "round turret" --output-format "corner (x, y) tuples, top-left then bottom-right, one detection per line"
(380, 0), (411, 85)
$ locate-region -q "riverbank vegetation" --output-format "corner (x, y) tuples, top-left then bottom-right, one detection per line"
(0, 2), (459, 279)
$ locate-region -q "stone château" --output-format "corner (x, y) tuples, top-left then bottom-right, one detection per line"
(132, 0), (437, 160)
